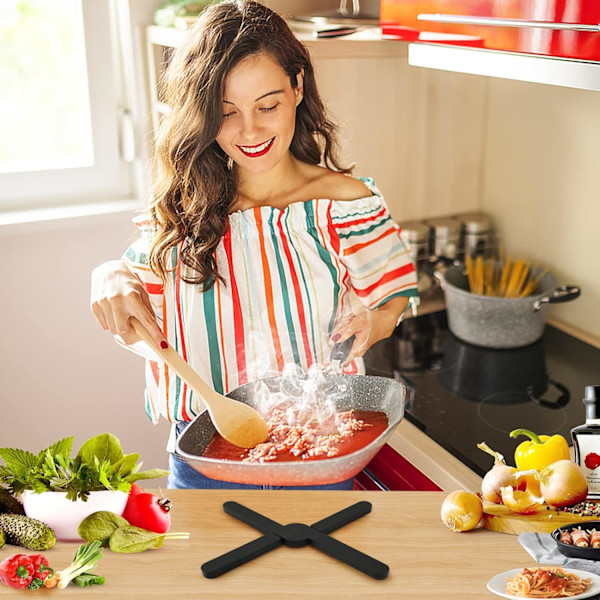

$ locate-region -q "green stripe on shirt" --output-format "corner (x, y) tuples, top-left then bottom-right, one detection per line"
(269, 210), (300, 365)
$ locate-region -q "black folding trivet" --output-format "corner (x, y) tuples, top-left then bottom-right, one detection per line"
(201, 501), (389, 580)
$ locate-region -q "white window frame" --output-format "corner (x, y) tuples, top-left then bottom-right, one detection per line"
(0, 0), (141, 213)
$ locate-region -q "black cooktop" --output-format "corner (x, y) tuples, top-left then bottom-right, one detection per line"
(364, 310), (600, 477)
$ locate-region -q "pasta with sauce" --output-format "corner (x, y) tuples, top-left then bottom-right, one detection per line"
(505, 567), (592, 598)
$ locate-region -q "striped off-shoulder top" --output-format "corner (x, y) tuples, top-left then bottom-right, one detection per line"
(123, 178), (418, 424)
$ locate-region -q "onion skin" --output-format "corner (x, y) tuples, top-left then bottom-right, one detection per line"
(477, 441), (525, 503)
(482, 464), (523, 504)
(525, 460), (588, 509)
(500, 486), (544, 514)
(440, 490), (483, 532)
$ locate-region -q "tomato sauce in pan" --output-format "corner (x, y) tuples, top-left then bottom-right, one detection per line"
(202, 410), (388, 462)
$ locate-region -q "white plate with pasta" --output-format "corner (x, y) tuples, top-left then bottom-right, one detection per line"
(487, 566), (600, 599)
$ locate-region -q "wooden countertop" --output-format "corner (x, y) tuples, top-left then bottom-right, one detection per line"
(0, 490), (532, 598)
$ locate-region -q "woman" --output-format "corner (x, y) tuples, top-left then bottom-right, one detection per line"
(90, 0), (418, 489)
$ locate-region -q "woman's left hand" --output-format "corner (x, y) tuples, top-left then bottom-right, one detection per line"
(330, 296), (409, 367)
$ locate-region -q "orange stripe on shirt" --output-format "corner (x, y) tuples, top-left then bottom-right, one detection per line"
(342, 227), (396, 256)
(255, 208), (284, 372)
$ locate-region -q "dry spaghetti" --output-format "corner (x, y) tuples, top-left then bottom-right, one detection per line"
(465, 253), (548, 298)
(505, 567), (592, 598)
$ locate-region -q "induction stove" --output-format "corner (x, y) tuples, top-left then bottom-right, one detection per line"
(364, 310), (600, 477)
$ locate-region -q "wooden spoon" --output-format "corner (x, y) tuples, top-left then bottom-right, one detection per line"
(130, 317), (269, 449)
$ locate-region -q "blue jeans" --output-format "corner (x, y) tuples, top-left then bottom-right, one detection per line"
(167, 423), (355, 490)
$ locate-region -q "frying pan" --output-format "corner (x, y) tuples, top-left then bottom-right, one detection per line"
(175, 374), (405, 486)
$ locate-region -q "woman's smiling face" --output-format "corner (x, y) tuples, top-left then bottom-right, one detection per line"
(215, 52), (303, 175)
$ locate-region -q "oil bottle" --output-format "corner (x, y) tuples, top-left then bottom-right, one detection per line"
(571, 385), (600, 499)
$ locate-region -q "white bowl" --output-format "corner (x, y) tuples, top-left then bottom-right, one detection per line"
(21, 490), (128, 542)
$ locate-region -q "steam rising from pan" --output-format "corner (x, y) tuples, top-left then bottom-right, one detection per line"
(252, 363), (349, 430)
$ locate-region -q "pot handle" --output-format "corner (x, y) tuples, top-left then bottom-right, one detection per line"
(533, 285), (581, 311)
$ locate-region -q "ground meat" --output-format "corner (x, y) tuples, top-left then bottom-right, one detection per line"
(243, 408), (371, 463)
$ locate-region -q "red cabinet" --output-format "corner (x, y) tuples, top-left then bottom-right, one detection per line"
(381, 0), (600, 61)
(354, 444), (442, 491)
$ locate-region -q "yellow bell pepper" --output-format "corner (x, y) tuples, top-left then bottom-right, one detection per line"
(510, 429), (570, 495)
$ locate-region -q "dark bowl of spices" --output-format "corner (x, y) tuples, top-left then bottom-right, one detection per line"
(552, 520), (600, 560)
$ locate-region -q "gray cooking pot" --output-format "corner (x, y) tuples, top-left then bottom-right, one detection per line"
(175, 374), (405, 486)
(442, 265), (580, 349)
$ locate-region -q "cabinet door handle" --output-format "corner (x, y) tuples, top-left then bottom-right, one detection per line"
(417, 14), (600, 32)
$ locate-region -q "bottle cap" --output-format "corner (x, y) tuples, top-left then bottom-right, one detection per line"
(584, 386), (600, 421)
(585, 385), (600, 399)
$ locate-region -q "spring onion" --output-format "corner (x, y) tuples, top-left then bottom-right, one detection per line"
(49, 541), (104, 589)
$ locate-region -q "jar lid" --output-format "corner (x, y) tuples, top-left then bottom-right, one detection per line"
(398, 221), (429, 242)
(454, 212), (493, 234)
(426, 217), (461, 236)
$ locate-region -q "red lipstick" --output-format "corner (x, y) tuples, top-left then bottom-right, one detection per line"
(236, 137), (275, 158)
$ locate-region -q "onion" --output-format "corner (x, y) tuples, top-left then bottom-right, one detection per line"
(477, 442), (525, 503)
(517, 460), (588, 509)
(440, 490), (483, 532)
(500, 486), (544, 514)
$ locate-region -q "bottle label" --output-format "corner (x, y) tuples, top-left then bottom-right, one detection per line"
(575, 435), (600, 495)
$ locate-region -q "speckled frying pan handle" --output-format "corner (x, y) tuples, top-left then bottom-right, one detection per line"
(330, 334), (356, 363)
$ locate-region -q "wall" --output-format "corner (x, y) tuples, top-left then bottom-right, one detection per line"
(481, 79), (600, 341)
(0, 213), (172, 470)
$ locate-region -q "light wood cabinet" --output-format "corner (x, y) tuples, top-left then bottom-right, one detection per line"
(143, 25), (488, 222)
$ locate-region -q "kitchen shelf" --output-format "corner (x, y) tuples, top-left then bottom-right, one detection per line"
(408, 42), (600, 91)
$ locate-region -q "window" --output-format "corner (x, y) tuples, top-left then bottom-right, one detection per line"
(0, 0), (135, 211)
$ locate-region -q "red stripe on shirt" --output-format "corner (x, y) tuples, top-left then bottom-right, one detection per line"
(334, 206), (387, 230)
(353, 263), (416, 297)
(326, 202), (342, 257)
(144, 282), (164, 295)
(223, 228), (247, 384)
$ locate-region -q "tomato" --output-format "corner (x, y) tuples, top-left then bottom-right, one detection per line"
(122, 493), (171, 534)
(128, 483), (145, 498)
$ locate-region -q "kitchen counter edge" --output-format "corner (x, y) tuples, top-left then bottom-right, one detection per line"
(388, 419), (482, 492)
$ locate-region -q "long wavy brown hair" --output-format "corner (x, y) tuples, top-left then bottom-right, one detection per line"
(148, 0), (350, 287)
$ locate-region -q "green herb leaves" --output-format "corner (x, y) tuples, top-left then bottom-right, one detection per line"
(0, 434), (170, 501)
(79, 510), (190, 554)
(78, 511), (129, 547)
(77, 434), (123, 466)
(109, 525), (167, 553)
(109, 525), (190, 553)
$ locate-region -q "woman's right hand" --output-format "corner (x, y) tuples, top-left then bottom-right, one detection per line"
(90, 260), (167, 348)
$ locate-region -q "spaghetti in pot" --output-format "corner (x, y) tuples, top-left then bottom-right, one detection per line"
(505, 567), (592, 598)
